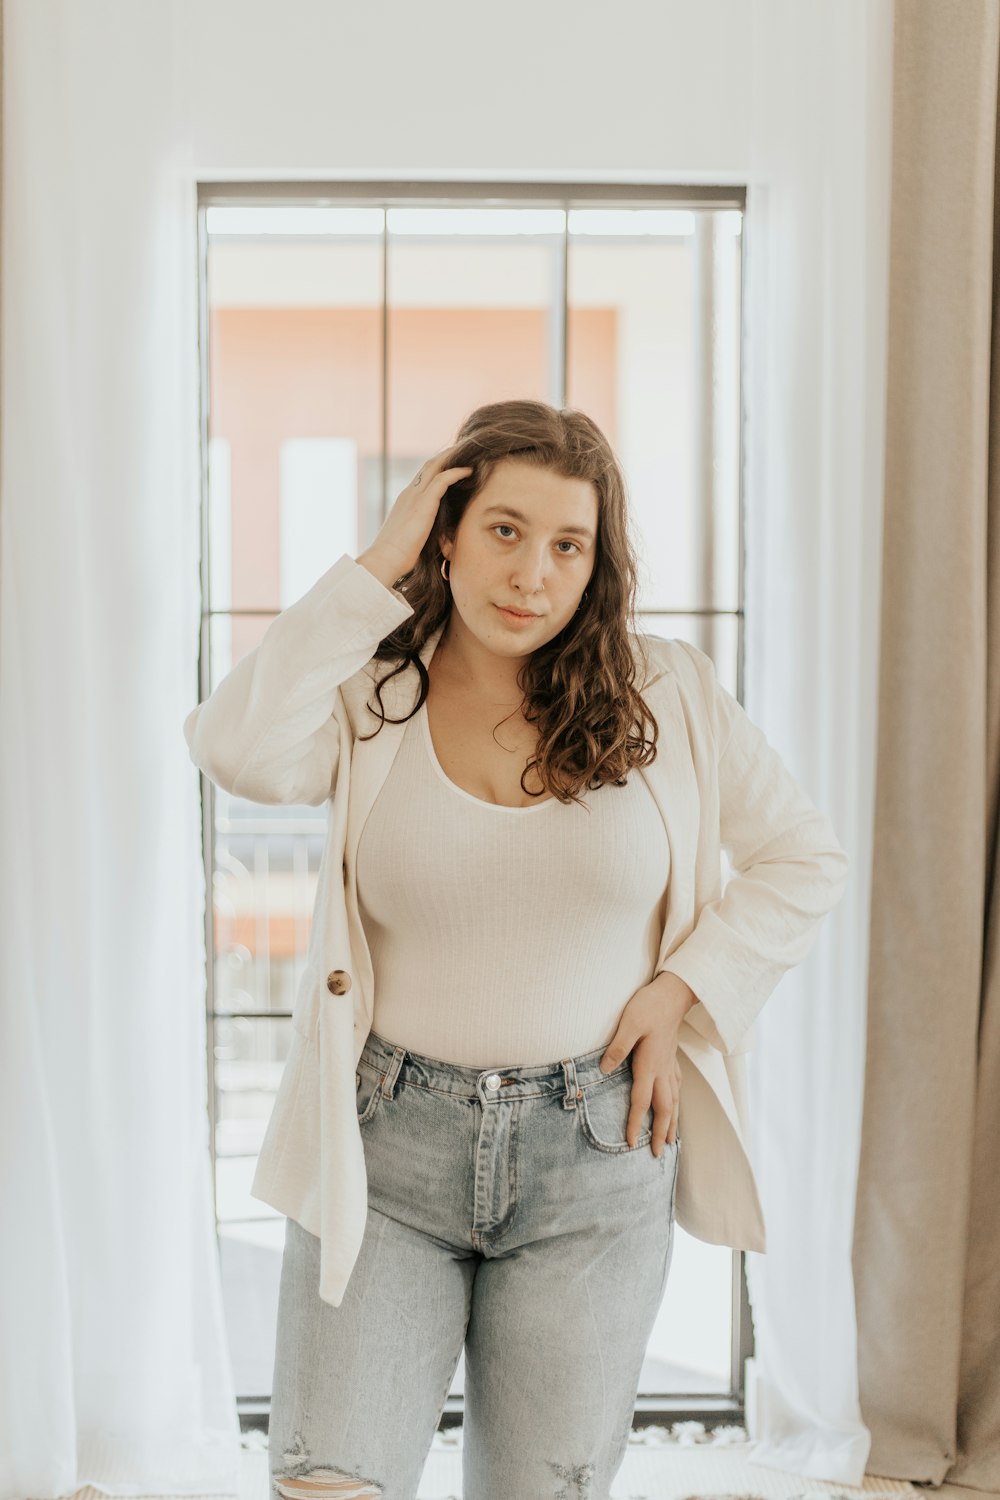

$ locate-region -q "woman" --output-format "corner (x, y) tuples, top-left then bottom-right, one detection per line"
(184, 399), (850, 1500)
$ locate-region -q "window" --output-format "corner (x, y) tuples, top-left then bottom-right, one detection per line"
(194, 181), (748, 1429)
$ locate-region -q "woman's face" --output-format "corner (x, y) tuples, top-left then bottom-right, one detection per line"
(439, 459), (598, 659)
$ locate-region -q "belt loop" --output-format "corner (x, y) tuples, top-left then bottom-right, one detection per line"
(561, 1056), (583, 1109)
(381, 1044), (406, 1099)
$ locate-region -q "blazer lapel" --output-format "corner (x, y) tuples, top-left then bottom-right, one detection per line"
(341, 622), (447, 1032)
(641, 670), (701, 975)
(344, 619), (446, 861)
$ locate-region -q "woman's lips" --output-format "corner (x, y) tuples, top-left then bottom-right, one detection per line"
(495, 605), (538, 624)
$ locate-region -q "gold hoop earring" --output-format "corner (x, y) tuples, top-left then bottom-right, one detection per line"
(440, 556), (451, 583)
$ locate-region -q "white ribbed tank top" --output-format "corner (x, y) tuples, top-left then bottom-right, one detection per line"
(356, 699), (671, 1068)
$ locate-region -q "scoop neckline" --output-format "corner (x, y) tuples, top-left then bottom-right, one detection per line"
(418, 701), (558, 813)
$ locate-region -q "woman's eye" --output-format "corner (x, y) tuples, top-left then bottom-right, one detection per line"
(492, 524), (579, 555)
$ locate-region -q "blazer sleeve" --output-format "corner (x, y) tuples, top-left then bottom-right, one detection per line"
(183, 552), (415, 806)
(657, 640), (851, 1055)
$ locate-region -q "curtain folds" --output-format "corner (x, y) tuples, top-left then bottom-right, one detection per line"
(738, 0), (893, 1484)
(0, 1), (241, 1494)
(852, 1), (1000, 1490)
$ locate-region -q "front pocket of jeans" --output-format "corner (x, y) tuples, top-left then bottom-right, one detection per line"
(578, 1069), (654, 1154)
(356, 1059), (386, 1126)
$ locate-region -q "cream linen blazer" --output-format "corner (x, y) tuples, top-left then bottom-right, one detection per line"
(184, 552), (850, 1308)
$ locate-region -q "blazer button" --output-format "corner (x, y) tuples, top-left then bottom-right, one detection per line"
(326, 969), (352, 995)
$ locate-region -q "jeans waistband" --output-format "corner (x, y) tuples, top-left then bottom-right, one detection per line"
(360, 1027), (632, 1107)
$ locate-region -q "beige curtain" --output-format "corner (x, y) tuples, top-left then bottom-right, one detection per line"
(853, 0), (1000, 1491)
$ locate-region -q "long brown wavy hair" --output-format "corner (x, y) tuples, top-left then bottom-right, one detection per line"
(357, 399), (660, 806)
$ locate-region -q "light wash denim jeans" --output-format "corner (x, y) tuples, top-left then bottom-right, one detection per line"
(268, 1026), (681, 1500)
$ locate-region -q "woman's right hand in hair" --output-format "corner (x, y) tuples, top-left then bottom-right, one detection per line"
(357, 447), (474, 588)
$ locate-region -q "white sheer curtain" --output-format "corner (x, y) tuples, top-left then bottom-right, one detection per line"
(0, 0), (240, 1494)
(740, 0), (892, 1484)
(0, 0), (888, 1493)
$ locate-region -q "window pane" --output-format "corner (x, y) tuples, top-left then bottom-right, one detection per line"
(208, 211), (386, 614)
(214, 1015), (297, 1185)
(567, 208), (742, 615)
(386, 205), (566, 456)
(202, 193), (747, 1415)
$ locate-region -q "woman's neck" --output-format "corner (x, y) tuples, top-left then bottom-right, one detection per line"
(431, 620), (528, 708)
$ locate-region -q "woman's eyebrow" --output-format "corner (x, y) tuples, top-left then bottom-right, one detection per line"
(481, 504), (594, 542)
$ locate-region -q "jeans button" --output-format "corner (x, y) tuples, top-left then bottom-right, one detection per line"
(485, 1072), (501, 1090)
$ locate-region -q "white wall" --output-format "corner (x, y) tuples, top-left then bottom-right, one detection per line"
(188, 0), (754, 178)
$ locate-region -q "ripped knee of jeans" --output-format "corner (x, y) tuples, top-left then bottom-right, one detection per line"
(274, 1446), (383, 1500)
(548, 1457), (596, 1498)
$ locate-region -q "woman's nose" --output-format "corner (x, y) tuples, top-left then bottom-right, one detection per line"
(510, 553), (549, 593)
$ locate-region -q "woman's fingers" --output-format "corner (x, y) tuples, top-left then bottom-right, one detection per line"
(365, 447), (474, 577)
